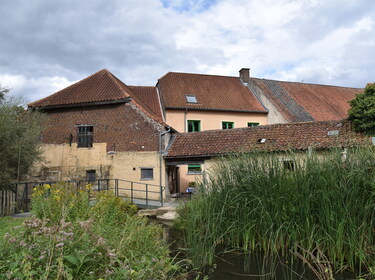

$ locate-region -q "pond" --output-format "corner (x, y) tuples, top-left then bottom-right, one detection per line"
(156, 219), (359, 280)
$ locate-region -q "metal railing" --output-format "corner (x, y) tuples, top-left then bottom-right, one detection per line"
(1, 178), (164, 215)
(113, 179), (164, 208)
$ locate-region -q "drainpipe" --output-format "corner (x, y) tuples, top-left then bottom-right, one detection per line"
(159, 127), (171, 189)
(184, 109), (188, 132)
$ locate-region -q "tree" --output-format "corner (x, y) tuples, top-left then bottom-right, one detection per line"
(0, 84), (9, 101)
(0, 98), (45, 189)
(348, 83), (375, 135)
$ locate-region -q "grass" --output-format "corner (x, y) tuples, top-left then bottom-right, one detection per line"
(0, 216), (24, 240)
(180, 148), (375, 277)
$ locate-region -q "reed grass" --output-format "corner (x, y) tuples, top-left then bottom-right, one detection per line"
(181, 148), (375, 275)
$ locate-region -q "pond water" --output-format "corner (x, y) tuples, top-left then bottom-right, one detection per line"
(155, 219), (358, 280)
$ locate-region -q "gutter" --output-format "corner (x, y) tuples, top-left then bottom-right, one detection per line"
(165, 106), (268, 114)
(159, 127), (171, 189)
(28, 98), (132, 110)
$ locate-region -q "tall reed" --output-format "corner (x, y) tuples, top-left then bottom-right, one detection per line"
(181, 148), (375, 274)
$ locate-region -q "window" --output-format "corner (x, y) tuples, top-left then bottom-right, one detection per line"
(222, 122), (234, 129)
(86, 170), (96, 182)
(187, 164), (202, 174)
(77, 125), (93, 148)
(141, 168), (153, 180)
(248, 122), (259, 127)
(185, 94), (197, 103)
(187, 120), (201, 132)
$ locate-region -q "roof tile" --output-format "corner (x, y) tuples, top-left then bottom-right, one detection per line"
(128, 86), (163, 121)
(28, 69), (133, 107)
(158, 72), (268, 113)
(166, 120), (372, 158)
(250, 78), (362, 122)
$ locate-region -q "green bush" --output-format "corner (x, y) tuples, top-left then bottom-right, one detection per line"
(90, 191), (137, 228)
(1, 183), (180, 279)
(31, 183), (91, 223)
(348, 83), (375, 135)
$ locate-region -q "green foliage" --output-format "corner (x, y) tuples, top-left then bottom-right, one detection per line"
(31, 183), (91, 223)
(1, 184), (179, 279)
(0, 98), (45, 188)
(348, 83), (375, 135)
(0, 84), (9, 101)
(91, 191), (137, 228)
(180, 149), (375, 277)
(0, 217), (24, 241)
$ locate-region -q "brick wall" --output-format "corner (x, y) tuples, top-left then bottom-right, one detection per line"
(41, 103), (163, 152)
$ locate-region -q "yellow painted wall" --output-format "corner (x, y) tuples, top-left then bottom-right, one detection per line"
(165, 109), (267, 132)
(30, 143), (168, 200)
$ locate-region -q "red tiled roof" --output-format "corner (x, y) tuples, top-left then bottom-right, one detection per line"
(28, 69), (171, 128)
(158, 72), (268, 113)
(166, 120), (372, 158)
(249, 78), (362, 122)
(28, 69), (134, 107)
(128, 86), (163, 121)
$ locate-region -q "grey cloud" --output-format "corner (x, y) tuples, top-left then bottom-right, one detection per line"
(0, 0), (374, 101)
(287, 0), (375, 43)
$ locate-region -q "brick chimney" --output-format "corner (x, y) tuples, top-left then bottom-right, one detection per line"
(239, 68), (250, 84)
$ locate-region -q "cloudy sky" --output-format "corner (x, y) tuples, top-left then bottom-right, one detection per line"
(1, 0), (374, 103)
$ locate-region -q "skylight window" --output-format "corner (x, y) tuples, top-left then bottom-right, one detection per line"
(186, 94), (197, 103)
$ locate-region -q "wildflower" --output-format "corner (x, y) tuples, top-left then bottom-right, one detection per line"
(45, 184), (51, 189)
(60, 220), (72, 229)
(107, 249), (116, 258)
(105, 269), (114, 275)
(8, 238), (16, 244)
(55, 242), (64, 248)
(53, 195), (61, 201)
(59, 230), (73, 237)
(96, 237), (106, 246)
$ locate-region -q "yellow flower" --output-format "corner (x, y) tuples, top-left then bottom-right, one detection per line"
(45, 184), (51, 189)
(86, 184), (92, 191)
(53, 196), (61, 201)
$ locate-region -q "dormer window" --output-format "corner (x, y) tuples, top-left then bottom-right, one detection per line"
(186, 94), (197, 103)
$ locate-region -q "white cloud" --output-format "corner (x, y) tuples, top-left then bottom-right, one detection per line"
(0, 74), (74, 104)
(0, 0), (374, 102)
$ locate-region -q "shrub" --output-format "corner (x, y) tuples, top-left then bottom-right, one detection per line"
(348, 83), (375, 135)
(90, 191), (137, 228)
(1, 183), (180, 279)
(31, 183), (91, 223)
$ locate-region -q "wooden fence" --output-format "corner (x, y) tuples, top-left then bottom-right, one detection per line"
(0, 189), (16, 216)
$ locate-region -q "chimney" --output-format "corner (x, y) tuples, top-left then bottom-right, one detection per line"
(239, 68), (250, 84)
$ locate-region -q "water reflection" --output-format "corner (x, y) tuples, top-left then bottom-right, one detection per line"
(152, 218), (357, 280)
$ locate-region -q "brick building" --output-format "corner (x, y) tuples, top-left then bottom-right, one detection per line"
(28, 69), (174, 199)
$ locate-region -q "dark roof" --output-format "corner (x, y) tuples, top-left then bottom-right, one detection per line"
(28, 69), (170, 128)
(248, 78), (362, 122)
(128, 86), (163, 121)
(158, 72), (268, 113)
(166, 120), (372, 158)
